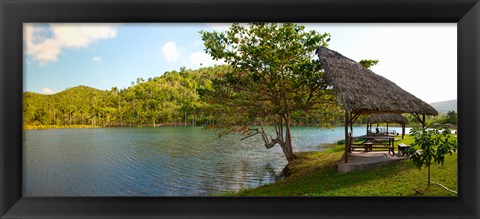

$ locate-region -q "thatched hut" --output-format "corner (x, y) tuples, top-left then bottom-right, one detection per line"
(316, 46), (438, 163)
(363, 113), (408, 139)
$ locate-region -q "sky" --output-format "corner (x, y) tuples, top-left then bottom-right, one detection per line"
(23, 23), (457, 103)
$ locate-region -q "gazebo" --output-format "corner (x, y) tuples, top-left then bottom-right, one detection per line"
(363, 113), (408, 139)
(316, 46), (438, 163)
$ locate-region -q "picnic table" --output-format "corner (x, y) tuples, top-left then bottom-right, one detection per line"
(350, 134), (395, 156)
(397, 143), (411, 156)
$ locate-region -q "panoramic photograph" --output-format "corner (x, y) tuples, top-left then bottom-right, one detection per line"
(23, 23), (457, 196)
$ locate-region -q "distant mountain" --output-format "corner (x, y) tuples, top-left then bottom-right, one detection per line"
(429, 99), (457, 114)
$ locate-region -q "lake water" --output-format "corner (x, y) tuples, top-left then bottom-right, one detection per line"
(23, 126), (408, 196)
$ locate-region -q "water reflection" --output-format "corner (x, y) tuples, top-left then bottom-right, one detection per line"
(24, 126), (407, 196)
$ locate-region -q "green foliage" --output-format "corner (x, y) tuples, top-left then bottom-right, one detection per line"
(226, 134), (457, 196)
(405, 127), (457, 186)
(404, 112), (458, 128)
(200, 23), (336, 162)
(23, 64), (344, 130)
(445, 111), (458, 125)
(23, 66), (221, 128)
(359, 59), (379, 69)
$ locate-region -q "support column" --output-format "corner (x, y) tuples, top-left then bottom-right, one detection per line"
(344, 111), (350, 163)
(422, 114), (426, 128)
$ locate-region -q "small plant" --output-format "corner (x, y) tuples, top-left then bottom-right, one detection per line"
(405, 126), (457, 186)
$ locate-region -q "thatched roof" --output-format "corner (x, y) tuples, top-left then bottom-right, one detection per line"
(316, 46), (438, 116)
(363, 113), (408, 124)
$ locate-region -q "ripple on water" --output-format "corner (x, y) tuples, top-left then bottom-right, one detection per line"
(23, 126), (408, 196)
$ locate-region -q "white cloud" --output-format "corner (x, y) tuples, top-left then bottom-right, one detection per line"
(91, 56), (102, 64)
(188, 52), (225, 67)
(26, 37), (62, 65)
(24, 23), (118, 65)
(162, 41), (180, 62)
(50, 24), (117, 48)
(41, 87), (55, 94)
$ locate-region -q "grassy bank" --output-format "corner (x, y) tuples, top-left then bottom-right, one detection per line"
(227, 134), (457, 196)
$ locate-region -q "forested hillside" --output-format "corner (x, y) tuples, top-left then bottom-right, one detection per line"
(24, 66), (227, 128)
(24, 65), (344, 128)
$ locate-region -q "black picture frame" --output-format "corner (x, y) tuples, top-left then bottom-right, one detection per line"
(1, 0), (479, 218)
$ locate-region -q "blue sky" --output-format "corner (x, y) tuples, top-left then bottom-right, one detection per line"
(24, 23), (456, 103)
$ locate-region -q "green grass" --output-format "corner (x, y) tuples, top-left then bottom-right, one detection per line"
(225, 134), (457, 197)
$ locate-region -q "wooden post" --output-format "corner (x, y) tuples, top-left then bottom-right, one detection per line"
(344, 111), (350, 163)
(349, 112), (353, 132)
(402, 124), (405, 139)
(422, 114), (426, 128)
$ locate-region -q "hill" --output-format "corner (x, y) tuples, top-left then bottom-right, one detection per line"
(22, 66), (225, 128)
(23, 85), (108, 127)
(429, 99), (457, 114)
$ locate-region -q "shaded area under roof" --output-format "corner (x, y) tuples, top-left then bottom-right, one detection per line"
(316, 46), (438, 116)
(363, 113), (408, 124)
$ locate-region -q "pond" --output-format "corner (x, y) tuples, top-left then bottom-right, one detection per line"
(23, 126), (408, 196)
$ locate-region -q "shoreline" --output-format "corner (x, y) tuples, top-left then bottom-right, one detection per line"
(23, 123), (202, 130)
(224, 134), (457, 196)
(23, 124), (416, 130)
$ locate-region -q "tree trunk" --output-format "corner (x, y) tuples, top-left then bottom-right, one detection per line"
(192, 113), (195, 127)
(427, 163), (431, 186)
(282, 126), (295, 162)
(281, 114), (295, 162)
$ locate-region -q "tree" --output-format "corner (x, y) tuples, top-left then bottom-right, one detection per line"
(200, 23), (334, 162)
(445, 111), (457, 125)
(359, 59), (379, 69)
(405, 126), (457, 186)
(22, 66), (220, 129)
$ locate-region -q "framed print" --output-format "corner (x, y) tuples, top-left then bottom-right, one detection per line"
(1, 0), (479, 218)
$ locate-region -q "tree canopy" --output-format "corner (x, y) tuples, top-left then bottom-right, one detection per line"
(24, 67), (220, 128)
(200, 23), (336, 162)
(24, 64), (339, 130)
(405, 126), (457, 186)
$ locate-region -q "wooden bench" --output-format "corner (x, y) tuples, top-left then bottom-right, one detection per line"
(398, 143), (410, 156)
(351, 140), (374, 152)
(351, 139), (393, 153)
(348, 133), (395, 155)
